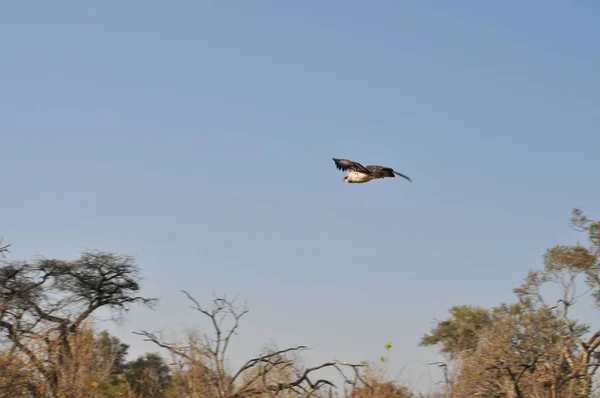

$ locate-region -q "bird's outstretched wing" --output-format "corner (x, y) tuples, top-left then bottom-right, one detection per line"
(332, 158), (370, 174)
(366, 165), (412, 182)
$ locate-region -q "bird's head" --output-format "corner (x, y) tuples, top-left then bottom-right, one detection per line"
(342, 176), (349, 183)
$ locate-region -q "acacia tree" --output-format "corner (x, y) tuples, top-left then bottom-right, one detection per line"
(0, 250), (156, 396)
(422, 209), (600, 398)
(421, 302), (568, 397)
(136, 291), (371, 398)
(514, 208), (600, 396)
(0, 237), (31, 397)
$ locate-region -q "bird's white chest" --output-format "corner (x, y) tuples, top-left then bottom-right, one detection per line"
(347, 170), (374, 183)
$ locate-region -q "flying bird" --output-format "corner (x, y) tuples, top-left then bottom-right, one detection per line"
(332, 158), (412, 184)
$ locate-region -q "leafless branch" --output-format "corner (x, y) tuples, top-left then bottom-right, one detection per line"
(235, 360), (367, 397)
(138, 291), (370, 398)
(429, 361), (450, 385)
(0, 250), (154, 395)
(134, 330), (195, 362)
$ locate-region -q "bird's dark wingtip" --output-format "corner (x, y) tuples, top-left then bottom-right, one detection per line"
(332, 158), (345, 170)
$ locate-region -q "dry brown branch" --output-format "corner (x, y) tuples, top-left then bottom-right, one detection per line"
(134, 330), (196, 363)
(428, 362), (449, 386)
(0, 238), (10, 257)
(137, 291), (369, 398)
(0, 250), (155, 396)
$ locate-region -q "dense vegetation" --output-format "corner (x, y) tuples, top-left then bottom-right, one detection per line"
(1, 208), (599, 397)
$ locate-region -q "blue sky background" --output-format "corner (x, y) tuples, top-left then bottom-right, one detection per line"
(2, 1), (599, 393)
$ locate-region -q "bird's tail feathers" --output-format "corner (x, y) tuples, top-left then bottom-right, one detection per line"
(393, 171), (412, 182)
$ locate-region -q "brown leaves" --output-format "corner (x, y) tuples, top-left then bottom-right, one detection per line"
(0, 250), (155, 396)
(544, 245), (596, 272)
(516, 209), (600, 311)
(589, 221), (600, 254)
(428, 209), (600, 397)
(570, 208), (600, 255)
(513, 271), (547, 301)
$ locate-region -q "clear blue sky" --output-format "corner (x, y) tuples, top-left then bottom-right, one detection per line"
(2, 1), (599, 393)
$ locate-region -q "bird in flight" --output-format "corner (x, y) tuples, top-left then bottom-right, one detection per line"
(332, 158), (412, 184)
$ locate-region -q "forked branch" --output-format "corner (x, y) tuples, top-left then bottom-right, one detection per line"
(137, 291), (370, 397)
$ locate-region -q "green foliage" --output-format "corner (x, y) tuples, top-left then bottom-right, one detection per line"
(419, 305), (492, 357)
(515, 208), (600, 308)
(96, 330), (130, 380)
(423, 209), (600, 397)
(4, 208), (600, 397)
(125, 353), (171, 398)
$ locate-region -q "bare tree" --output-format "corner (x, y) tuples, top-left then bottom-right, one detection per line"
(0, 237), (10, 256)
(136, 291), (370, 398)
(0, 250), (156, 396)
